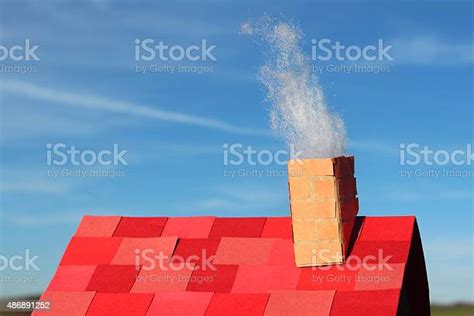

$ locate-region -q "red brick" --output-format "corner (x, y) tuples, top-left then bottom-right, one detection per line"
(288, 177), (311, 200)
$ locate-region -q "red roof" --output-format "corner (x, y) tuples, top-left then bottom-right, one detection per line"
(34, 215), (430, 316)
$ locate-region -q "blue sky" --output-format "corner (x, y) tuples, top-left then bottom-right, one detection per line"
(0, 1), (472, 303)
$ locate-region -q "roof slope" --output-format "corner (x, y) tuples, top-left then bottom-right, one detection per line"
(34, 215), (430, 316)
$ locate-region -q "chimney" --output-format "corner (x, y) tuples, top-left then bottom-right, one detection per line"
(288, 156), (359, 267)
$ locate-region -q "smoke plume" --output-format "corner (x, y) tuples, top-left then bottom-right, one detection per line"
(242, 16), (346, 158)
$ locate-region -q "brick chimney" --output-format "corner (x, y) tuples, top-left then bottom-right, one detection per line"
(288, 156), (359, 267)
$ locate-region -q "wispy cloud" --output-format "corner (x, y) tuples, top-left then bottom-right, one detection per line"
(125, 142), (221, 164)
(385, 189), (472, 202)
(1, 206), (176, 227)
(424, 235), (473, 303)
(0, 180), (70, 195)
(0, 169), (73, 195)
(425, 236), (473, 259)
(1, 81), (270, 137)
(348, 139), (397, 155)
(1, 210), (82, 226)
(0, 207), (122, 226)
(0, 103), (101, 142)
(390, 35), (473, 65)
(173, 184), (288, 216)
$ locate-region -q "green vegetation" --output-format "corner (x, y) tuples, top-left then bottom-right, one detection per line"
(431, 304), (474, 316)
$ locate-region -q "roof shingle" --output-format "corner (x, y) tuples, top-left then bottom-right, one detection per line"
(35, 215), (430, 316)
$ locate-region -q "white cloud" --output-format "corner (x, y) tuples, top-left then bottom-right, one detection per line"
(425, 237), (473, 259)
(1, 210), (82, 226)
(385, 189), (472, 202)
(348, 139), (397, 155)
(1, 80), (270, 136)
(0, 207), (122, 227)
(173, 184), (288, 215)
(390, 35), (473, 65)
(0, 168), (73, 195)
(0, 206), (172, 227)
(0, 103), (101, 142)
(125, 142), (221, 164)
(424, 235), (473, 303)
(0, 180), (69, 195)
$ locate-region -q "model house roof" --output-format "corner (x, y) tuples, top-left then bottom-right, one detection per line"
(34, 215), (429, 316)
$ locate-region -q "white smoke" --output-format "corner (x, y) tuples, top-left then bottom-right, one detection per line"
(242, 17), (346, 158)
